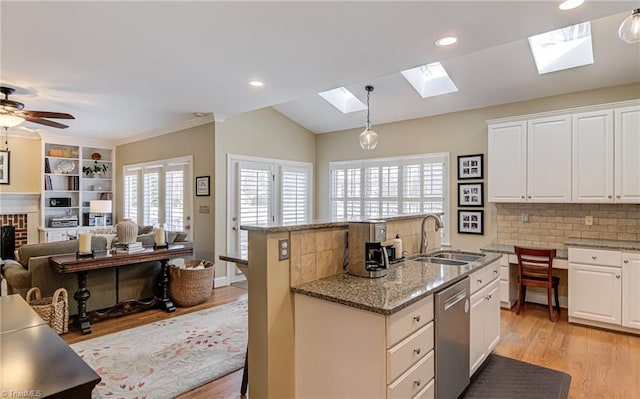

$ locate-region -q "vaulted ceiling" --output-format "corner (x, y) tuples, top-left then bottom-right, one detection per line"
(1, 1), (638, 141)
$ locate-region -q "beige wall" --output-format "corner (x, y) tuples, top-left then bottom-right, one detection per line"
(214, 107), (315, 279)
(315, 83), (640, 251)
(0, 136), (41, 193)
(116, 123), (215, 262)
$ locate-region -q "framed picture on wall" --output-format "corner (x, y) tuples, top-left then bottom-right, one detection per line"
(0, 150), (9, 185)
(458, 154), (483, 180)
(458, 210), (484, 235)
(458, 182), (484, 207)
(195, 176), (210, 196)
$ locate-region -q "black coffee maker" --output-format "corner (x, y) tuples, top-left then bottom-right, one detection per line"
(348, 221), (389, 278)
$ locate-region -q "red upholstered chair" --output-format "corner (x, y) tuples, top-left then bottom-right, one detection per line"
(514, 246), (560, 321)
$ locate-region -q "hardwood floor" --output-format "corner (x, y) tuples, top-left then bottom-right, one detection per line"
(63, 291), (639, 399)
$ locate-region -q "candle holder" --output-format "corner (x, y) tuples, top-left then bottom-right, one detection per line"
(76, 250), (95, 259)
(153, 243), (169, 250)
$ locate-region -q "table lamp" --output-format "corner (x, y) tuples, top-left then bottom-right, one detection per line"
(90, 200), (112, 227)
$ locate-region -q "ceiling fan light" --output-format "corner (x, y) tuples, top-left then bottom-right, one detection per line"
(0, 113), (25, 128)
(619, 9), (640, 43)
(359, 128), (378, 150)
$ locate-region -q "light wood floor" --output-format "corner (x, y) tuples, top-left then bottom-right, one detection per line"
(63, 291), (639, 399)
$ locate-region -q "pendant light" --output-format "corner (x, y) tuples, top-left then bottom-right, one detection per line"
(619, 9), (640, 43)
(359, 85), (378, 150)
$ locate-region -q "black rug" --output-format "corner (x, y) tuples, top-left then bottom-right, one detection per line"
(462, 354), (571, 399)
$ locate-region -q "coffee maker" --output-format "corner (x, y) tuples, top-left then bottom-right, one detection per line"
(348, 221), (389, 278)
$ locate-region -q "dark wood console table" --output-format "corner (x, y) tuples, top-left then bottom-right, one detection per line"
(49, 245), (193, 334)
(0, 295), (101, 398)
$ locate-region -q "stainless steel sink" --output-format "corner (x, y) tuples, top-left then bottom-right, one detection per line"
(430, 252), (484, 263)
(410, 256), (468, 266)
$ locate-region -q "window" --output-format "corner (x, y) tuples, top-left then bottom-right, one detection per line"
(228, 155), (313, 258)
(123, 156), (193, 234)
(330, 153), (449, 243)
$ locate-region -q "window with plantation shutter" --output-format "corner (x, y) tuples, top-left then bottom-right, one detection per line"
(228, 155), (312, 260)
(330, 153), (449, 243)
(122, 156), (192, 239)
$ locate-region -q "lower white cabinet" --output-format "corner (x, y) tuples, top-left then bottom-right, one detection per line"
(295, 293), (435, 399)
(622, 252), (640, 330)
(568, 247), (640, 334)
(469, 260), (501, 376)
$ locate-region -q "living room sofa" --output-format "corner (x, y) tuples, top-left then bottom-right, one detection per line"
(3, 235), (192, 315)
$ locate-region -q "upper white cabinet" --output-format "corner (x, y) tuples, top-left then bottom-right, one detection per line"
(487, 122), (527, 201)
(488, 100), (640, 203)
(527, 115), (572, 202)
(572, 110), (614, 202)
(615, 106), (640, 203)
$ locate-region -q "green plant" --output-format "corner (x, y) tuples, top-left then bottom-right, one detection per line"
(83, 161), (109, 176)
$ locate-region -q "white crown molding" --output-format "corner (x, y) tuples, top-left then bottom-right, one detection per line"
(115, 113), (215, 146)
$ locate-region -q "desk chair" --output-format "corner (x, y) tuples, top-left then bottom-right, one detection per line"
(514, 246), (560, 321)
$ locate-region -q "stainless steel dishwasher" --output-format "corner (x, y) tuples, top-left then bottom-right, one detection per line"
(435, 276), (470, 399)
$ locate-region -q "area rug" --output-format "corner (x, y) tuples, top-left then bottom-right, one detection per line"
(462, 354), (572, 399)
(70, 300), (248, 399)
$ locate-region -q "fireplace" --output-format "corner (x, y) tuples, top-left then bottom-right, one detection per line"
(0, 193), (40, 257)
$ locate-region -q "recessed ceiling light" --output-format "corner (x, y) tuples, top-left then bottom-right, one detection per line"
(435, 37), (458, 47)
(559, 0), (584, 11)
(249, 81), (264, 87)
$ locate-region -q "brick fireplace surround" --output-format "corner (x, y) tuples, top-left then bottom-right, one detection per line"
(0, 193), (40, 258)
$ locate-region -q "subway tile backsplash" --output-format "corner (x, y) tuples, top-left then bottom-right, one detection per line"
(496, 203), (640, 249)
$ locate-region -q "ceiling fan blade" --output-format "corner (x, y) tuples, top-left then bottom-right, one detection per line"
(24, 116), (69, 129)
(23, 110), (75, 119)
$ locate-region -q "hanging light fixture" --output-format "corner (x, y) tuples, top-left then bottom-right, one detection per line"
(359, 85), (378, 150)
(619, 9), (640, 43)
(0, 112), (24, 129)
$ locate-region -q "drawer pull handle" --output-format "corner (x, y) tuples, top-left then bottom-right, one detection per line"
(608, 195), (612, 199)
(493, 270), (498, 274)
(617, 195), (621, 199)
(592, 256), (597, 260)
(413, 315), (421, 322)
(624, 259), (629, 264)
(414, 379), (422, 387)
(414, 348), (421, 355)
(616, 274), (621, 279)
(477, 279), (483, 284)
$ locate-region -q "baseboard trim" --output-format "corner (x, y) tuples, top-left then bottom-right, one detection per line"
(524, 291), (568, 309)
(214, 275), (230, 288)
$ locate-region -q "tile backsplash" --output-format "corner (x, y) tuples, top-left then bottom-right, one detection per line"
(496, 203), (640, 249)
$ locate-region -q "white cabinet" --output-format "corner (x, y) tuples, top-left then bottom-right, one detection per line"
(498, 254), (518, 308)
(469, 261), (501, 376)
(526, 115), (572, 202)
(572, 110), (614, 202)
(295, 293), (435, 399)
(615, 106), (640, 203)
(488, 121), (527, 202)
(622, 252), (640, 330)
(569, 247), (622, 326)
(487, 116), (571, 203)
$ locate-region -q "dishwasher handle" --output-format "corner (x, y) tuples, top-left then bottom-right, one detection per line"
(443, 289), (467, 311)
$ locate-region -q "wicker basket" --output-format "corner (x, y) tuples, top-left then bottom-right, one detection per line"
(169, 260), (215, 307)
(26, 287), (69, 334)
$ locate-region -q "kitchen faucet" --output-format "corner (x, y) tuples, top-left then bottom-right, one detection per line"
(420, 213), (444, 253)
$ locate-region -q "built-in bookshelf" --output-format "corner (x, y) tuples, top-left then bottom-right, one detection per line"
(41, 141), (115, 240)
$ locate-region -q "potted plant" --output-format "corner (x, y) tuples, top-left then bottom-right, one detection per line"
(83, 161), (109, 177)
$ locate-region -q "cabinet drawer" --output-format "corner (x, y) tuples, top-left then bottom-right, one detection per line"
(412, 378), (434, 399)
(387, 350), (434, 399)
(471, 261), (500, 294)
(387, 295), (434, 347)
(387, 322), (434, 384)
(569, 247), (621, 267)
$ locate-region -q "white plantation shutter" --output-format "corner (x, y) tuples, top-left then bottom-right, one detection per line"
(123, 156), (192, 239)
(143, 168), (160, 226)
(281, 166), (310, 225)
(123, 171), (138, 221)
(330, 153), (449, 243)
(165, 165), (185, 231)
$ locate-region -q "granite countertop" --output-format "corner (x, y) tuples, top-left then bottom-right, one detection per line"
(564, 237), (640, 251)
(240, 213), (439, 233)
(481, 244), (568, 259)
(292, 252), (501, 316)
(218, 253), (248, 265)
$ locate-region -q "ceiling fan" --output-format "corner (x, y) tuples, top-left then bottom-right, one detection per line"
(0, 86), (75, 129)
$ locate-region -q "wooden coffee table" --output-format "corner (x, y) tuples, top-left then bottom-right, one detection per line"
(49, 244), (193, 334)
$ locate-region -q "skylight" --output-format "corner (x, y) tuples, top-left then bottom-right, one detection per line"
(318, 87), (367, 114)
(401, 62), (458, 99)
(528, 21), (594, 75)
